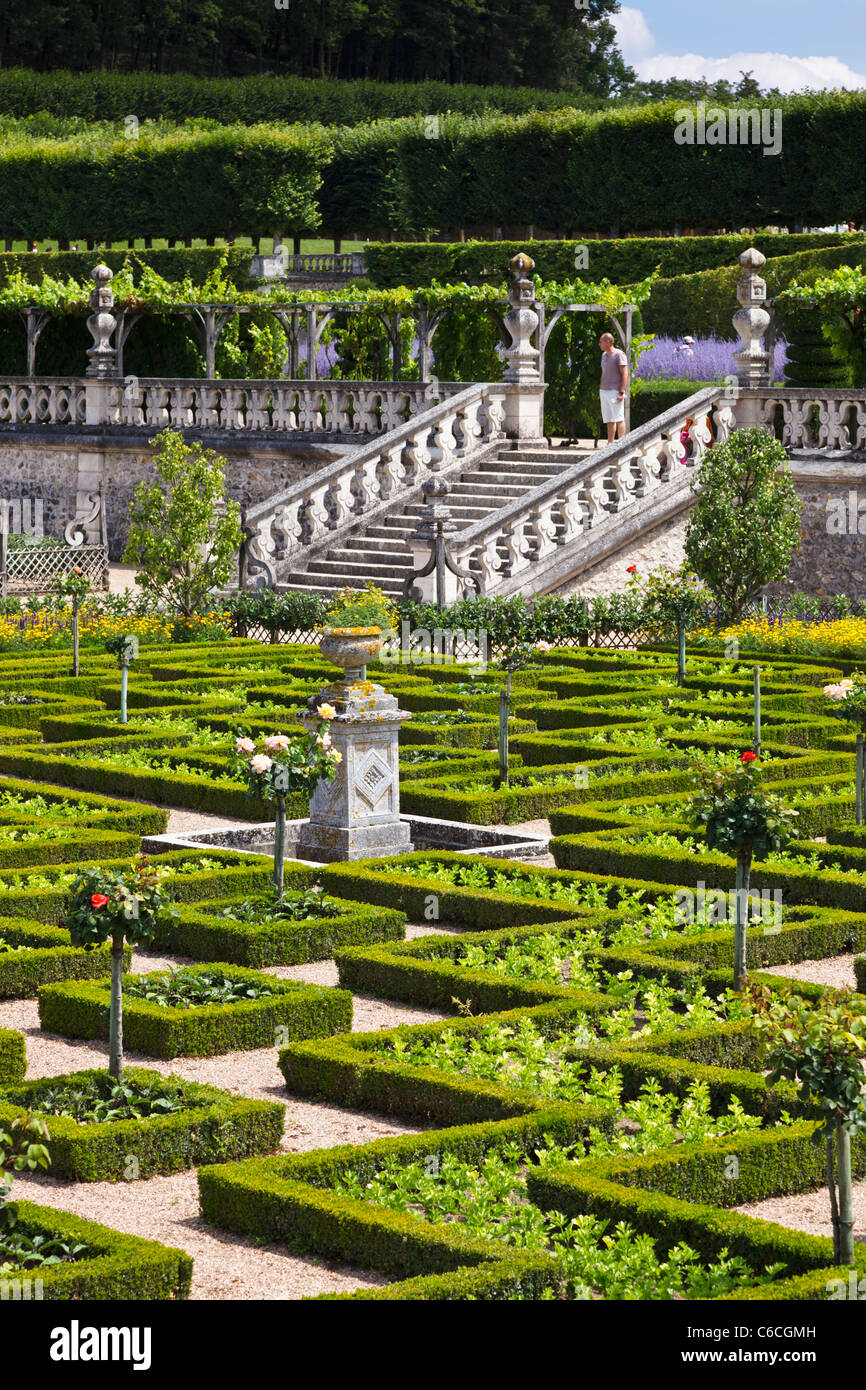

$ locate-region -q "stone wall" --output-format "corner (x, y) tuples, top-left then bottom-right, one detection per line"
(0, 432), (348, 559)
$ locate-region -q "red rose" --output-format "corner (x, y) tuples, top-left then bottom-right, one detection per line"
(626, 565), (637, 574)
(740, 751), (758, 763)
(90, 892), (110, 908)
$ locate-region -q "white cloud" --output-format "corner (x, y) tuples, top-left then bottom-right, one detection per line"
(610, 5), (866, 92)
(611, 6), (656, 66)
(638, 49), (866, 92)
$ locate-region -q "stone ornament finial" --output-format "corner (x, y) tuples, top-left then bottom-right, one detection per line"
(503, 250), (540, 383)
(86, 263), (119, 379)
(732, 246), (770, 387)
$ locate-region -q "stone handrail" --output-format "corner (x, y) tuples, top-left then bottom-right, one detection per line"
(745, 387), (866, 452)
(243, 382), (506, 585)
(283, 253), (365, 276)
(450, 386), (733, 596)
(0, 379), (87, 427)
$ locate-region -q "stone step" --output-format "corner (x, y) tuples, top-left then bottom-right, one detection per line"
(304, 558), (411, 580)
(326, 545), (414, 567)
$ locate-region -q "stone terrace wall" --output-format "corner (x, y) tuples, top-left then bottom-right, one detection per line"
(0, 433), (348, 559)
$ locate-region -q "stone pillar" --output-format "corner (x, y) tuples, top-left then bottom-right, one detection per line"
(732, 247), (771, 428)
(501, 251), (546, 444)
(296, 670), (413, 863)
(85, 264), (118, 379)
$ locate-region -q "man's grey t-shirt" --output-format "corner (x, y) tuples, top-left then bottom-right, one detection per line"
(600, 348), (628, 391)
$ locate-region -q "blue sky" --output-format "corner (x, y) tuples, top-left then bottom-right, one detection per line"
(614, 1), (866, 90)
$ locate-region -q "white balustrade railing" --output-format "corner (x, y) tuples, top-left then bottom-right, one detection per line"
(106, 378), (460, 434)
(450, 387), (733, 597)
(243, 382), (506, 585)
(747, 388), (866, 452)
(0, 379), (87, 426)
(0, 377), (462, 435)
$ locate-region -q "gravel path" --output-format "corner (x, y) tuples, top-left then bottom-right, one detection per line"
(736, 1180), (866, 1245)
(165, 809), (262, 833)
(10, 1168), (386, 1300)
(763, 953), (858, 991)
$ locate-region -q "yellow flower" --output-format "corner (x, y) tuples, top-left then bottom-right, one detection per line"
(318, 702), (337, 720)
(331, 750), (342, 763)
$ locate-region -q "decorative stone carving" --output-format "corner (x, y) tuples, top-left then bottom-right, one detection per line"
(296, 674), (413, 863)
(501, 253), (546, 443)
(732, 248), (771, 423)
(85, 265), (119, 379)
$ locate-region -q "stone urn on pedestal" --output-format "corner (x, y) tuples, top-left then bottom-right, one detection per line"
(297, 603), (413, 862)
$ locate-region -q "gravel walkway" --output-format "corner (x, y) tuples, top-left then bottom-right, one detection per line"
(736, 1181), (866, 1245)
(11, 1167), (386, 1300)
(763, 953), (858, 991)
(165, 809), (262, 834)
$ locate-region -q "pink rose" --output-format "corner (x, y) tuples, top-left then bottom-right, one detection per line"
(265, 734), (291, 752)
(235, 737), (256, 755)
(250, 754), (273, 775)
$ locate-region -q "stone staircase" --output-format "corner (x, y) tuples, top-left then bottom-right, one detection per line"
(284, 446), (589, 598)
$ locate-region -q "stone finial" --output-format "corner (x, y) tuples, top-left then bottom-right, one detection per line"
(732, 246), (770, 388)
(86, 263), (118, 379)
(503, 249), (540, 383)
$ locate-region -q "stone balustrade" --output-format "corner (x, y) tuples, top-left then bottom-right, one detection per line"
(748, 388), (866, 452)
(0, 379), (87, 427)
(0, 377), (462, 436)
(450, 387), (735, 597)
(243, 382), (506, 586)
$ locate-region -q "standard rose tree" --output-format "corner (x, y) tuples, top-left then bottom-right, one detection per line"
(823, 674), (866, 822)
(744, 984), (866, 1266)
(63, 857), (177, 1080)
(686, 752), (798, 990)
(235, 716), (341, 894)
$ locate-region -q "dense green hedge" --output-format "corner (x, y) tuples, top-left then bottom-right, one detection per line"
(364, 233), (853, 289)
(160, 895), (407, 968)
(38, 966), (352, 1058)
(0, 919), (130, 998)
(0, 1024), (25, 1083)
(0, 1066), (284, 1181)
(644, 237), (866, 337)
(6, 96), (866, 241)
(0, 825), (140, 871)
(0, 68), (585, 127)
(3, 1200), (192, 1299)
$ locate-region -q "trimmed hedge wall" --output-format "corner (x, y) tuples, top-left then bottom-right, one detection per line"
(37, 966), (353, 1058)
(363, 233), (853, 289)
(0, 1024), (25, 1082)
(160, 895), (407, 968)
(2, 1200), (192, 1299)
(0, 1066), (285, 1181)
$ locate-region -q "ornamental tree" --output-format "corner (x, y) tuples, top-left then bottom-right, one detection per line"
(63, 857), (177, 1080)
(234, 715), (341, 895)
(124, 429), (243, 620)
(686, 753), (799, 990)
(628, 565), (708, 685)
(744, 984), (866, 1265)
(683, 428), (802, 623)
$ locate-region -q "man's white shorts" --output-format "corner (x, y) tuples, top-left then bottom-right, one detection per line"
(600, 389), (625, 424)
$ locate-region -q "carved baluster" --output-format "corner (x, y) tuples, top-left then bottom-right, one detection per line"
(500, 518), (532, 577)
(402, 428), (432, 487)
(304, 482), (332, 543)
(688, 414), (713, 462)
(525, 501), (560, 560)
(298, 388), (322, 431)
(854, 400), (866, 451)
(428, 411), (457, 472)
(353, 454), (382, 512)
(817, 399), (848, 449)
(613, 452), (639, 509)
(473, 532), (505, 591)
(455, 398), (484, 454)
(482, 391), (506, 438)
(329, 472), (357, 528)
(711, 401), (735, 445)
(585, 469), (613, 524)
(380, 443), (406, 498)
(558, 483), (586, 541)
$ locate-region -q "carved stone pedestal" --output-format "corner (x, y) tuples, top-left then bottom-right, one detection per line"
(296, 677), (413, 862)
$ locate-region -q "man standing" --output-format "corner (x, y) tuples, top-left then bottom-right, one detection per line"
(599, 332), (629, 443)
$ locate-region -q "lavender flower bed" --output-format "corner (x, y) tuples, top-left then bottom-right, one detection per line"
(635, 336), (787, 383)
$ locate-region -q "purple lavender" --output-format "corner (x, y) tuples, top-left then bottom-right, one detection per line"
(635, 335), (787, 383)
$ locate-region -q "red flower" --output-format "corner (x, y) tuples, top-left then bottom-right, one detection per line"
(740, 751), (758, 763)
(90, 892), (110, 909)
(626, 565), (637, 574)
